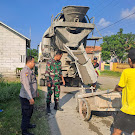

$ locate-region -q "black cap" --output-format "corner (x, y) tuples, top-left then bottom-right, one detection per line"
(128, 48), (135, 60)
(56, 50), (63, 55)
(94, 57), (97, 60)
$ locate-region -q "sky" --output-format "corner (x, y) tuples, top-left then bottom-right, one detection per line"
(0, 0), (135, 49)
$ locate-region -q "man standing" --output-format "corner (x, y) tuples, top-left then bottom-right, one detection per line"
(20, 56), (38, 135)
(93, 57), (99, 76)
(113, 48), (135, 135)
(91, 57), (100, 90)
(45, 50), (65, 113)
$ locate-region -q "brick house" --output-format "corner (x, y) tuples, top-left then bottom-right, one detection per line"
(85, 46), (102, 62)
(0, 21), (30, 76)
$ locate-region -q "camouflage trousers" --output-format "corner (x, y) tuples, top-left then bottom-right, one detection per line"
(46, 83), (60, 104)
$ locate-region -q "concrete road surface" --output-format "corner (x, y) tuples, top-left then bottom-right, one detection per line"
(42, 76), (132, 135)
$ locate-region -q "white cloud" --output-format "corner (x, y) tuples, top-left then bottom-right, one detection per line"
(121, 6), (135, 19)
(97, 18), (111, 28)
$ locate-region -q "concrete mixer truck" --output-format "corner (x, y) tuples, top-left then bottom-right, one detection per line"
(38, 6), (102, 87)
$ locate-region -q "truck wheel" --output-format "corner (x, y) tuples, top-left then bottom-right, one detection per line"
(40, 79), (45, 86)
(79, 98), (91, 121)
(69, 79), (74, 87)
(78, 81), (82, 87)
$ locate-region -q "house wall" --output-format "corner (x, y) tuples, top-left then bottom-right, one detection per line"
(0, 24), (26, 76)
(87, 54), (93, 62)
(87, 52), (101, 62)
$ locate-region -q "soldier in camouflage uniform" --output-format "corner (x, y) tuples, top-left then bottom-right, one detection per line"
(45, 50), (65, 113)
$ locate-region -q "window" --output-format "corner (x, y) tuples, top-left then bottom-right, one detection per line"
(21, 55), (26, 63)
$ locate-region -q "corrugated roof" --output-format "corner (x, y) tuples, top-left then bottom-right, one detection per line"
(0, 21), (30, 48)
(85, 46), (102, 54)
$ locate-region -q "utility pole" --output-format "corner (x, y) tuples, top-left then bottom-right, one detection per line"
(30, 25), (31, 56)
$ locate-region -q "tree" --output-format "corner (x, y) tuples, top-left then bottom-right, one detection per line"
(101, 29), (135, 63)
(27, 48), (38, 63)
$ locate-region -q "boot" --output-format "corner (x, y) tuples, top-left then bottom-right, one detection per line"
(22, 130), (34, 135)
(28, 124), (36, 129)
(46, 103), (51, 113)
(54, 101), (63, 111)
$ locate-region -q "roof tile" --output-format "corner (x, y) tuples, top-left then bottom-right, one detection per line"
(85, 46), (102, 54)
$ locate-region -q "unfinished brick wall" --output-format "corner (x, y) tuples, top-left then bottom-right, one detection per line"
(0, 24), (27, 76)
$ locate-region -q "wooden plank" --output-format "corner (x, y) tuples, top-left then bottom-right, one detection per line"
(92, 108), (120, 111)
(94, 93), (121, 108)
(78, 89), (114, 99)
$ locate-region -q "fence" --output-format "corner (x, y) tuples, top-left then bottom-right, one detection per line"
(113, 63), (130, 72)
(101, 62), (130, 72)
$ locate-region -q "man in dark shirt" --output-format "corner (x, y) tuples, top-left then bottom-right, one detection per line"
(93, 57), (99, 69)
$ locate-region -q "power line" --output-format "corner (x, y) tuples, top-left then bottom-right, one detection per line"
(95, 0), (120, 21)
(112, 18), (135, 30)
(90, 0), (108, 15)
(92, 0), (117, 17)
(96, 11), (135, 33)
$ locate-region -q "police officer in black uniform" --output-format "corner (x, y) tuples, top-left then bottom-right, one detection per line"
(19, 56), (38, 135)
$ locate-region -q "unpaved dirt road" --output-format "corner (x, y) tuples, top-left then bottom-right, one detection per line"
(41, 76), (131, 135)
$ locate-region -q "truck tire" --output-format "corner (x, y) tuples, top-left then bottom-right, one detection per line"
(40, 79), (45, 86)
(78, 81), (82, 87)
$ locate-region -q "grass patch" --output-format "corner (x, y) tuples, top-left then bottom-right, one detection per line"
(0, 98), (22, 135)
(30, 89), (50, 135)
(100, 70), (121, 77)
(0, 78), (50, 135)
(0, 81), (21, 102)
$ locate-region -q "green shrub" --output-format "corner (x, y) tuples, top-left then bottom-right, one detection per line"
(0, 81), (21, 102)
(16, 68), (23, 71)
